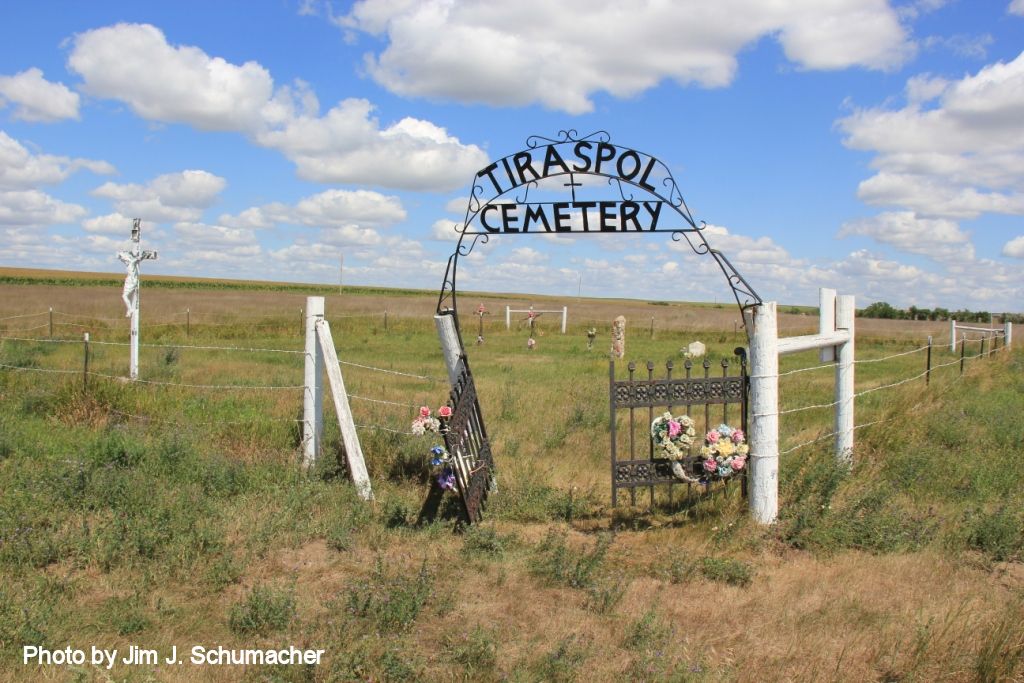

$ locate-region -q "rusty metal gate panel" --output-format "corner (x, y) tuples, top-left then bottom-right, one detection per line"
(442, 356), (494, 523)
(610, 351), (748, 507)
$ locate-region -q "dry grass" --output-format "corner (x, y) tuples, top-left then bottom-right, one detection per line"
(1, 272), (1020, 682)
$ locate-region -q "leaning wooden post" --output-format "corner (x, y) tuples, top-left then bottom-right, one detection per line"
(746, 301), (778, 525)
(835, 294), (855, 464)
(302, 297), (324, 469)
(316, 319), (373, 500)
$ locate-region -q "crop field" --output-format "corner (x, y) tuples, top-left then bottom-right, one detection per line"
(0, 271), (1021, 682)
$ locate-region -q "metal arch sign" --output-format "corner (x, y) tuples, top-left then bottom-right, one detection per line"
(430, 130), (763, 525)
(437, 130), (762, 318)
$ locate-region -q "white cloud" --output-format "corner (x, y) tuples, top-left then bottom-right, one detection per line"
(839, 211), (973, 261)
(0, 189), (86, 226)
(67, 23), (487, 191)
(82, 212), (134, 234)
(291, 188), (406, 227)
(91, 170), (226, 222)
(671, 223), (794, 265)
(340, 0), (912, 114)
(431, 218), (461, 241)
(838, 51), (1024, 218)
(1010, 0), (1024, 16)
(0, 131), (113, 189)
(0, 68), (80, 122)
(1003, 235), (1024, 258)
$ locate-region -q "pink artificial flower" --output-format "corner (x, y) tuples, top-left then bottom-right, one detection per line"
(419, 406), (431, 418)
(731, 429), (745, 443)
(703, 458), (717, 472)
(438, 405), (452, 418)
(705, 430), (720, 444)
(731, 457), (746, 470)
(668, 420), (682, 438)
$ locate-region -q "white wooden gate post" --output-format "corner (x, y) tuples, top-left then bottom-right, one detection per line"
(835, 294), (855, 463)
(303, 296), (324, 469)
(1005, 321), (1013, 348)
(746, 301), (779, 525)
(950, 319), (957, 352)
(561, 306), (568, 334)
(505, 306), (511, 331)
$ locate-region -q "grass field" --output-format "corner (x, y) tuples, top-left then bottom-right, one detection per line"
(1, 269), (1021, 682)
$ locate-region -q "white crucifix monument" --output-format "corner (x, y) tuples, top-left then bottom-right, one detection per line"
(117, 218), (157, 380)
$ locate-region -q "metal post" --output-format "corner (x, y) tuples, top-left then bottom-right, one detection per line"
(835, 295), (855, 464)
(48, 307), (53, 339)
(649, 317), (654, 339)
(83, 332), (90, 392)
(981, 335), (986, 358)
(960, 333), (966, 374)
(926, 336), (932, 385)
(300, 308), (303, 337)
(302, 297), (324, 469)
(384, 309), (388, 332)
(746, 301), (778, 525)
(186, 308), (190, 338)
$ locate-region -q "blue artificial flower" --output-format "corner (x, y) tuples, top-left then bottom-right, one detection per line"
(717, 465), (731, 478)
(717, 424), (733, 437)
(430, 458), (443, 466)
(431, 446), (445, 456)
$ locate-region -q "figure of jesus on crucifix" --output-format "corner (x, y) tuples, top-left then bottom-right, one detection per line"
(117, 219), (157, 317)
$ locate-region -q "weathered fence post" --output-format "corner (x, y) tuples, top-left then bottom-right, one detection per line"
(302, 297), (324, 470)
(505, 306), (511, 331)
(746, 301), (778, 525)
(950, 319), (957, 352)
(1005, 321), (1013, 348)
(384, 309), (389, 332)
(82, 332), (90, 392)
(650, 317), (654, 339)
(562, 306), (568, 334)
(48, 307), (53, 339)
(186, 308), (190, 338)
(835, 295), (855, 464)
(981, 335), (986, 358)
(926, 336), (932, 385)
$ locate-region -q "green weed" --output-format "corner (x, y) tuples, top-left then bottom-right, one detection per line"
(228, 584), (297, 636)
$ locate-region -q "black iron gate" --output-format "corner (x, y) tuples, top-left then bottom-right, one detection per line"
(610, 350), (748, 507)
(442, 356), (495, 523)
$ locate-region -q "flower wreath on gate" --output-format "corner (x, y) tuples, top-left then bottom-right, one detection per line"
(651, 413), (748, 484)
(412, 405), (458, 492)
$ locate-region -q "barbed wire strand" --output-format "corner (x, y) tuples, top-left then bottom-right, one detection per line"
(0, 311), (47, 321)
(1, 324), (50, 333)
(348, 394), (422, 410)
(108, 408), (302, 427)
(0, 362), (78, 375)
(336, 360), (440, 383)
(853, 344), (930, 364)
(86, 370), (304, 391)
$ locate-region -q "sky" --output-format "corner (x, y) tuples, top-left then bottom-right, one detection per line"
(0, 0), (1022, 313)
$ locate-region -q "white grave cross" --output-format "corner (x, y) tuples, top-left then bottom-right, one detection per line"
(117, 218), (157, 380)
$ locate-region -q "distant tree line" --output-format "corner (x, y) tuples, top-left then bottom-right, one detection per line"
(858, 301), (1023, 324)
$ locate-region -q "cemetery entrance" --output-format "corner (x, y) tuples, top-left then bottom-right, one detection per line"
(434, 131), (762, 521)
